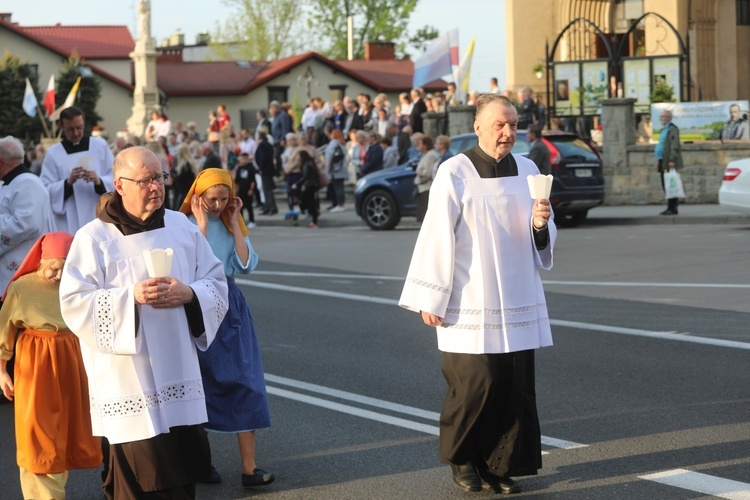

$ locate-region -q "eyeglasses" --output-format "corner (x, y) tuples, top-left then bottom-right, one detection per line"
(119, 172), (169, 189)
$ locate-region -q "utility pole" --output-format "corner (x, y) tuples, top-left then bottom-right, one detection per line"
(346, 0), (354, 60)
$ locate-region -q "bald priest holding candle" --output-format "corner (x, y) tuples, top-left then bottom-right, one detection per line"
(399, 94), (556, 495)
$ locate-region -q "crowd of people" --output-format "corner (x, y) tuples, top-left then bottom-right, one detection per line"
(21, 79), (554, 231)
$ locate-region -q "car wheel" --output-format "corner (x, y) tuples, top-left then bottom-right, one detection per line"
(557, 210), (588, 227)
(363, 190), (400, 230)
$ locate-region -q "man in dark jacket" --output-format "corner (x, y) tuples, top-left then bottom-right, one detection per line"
(409, 88), (428, 133)
(342, 101), (364, 137)
(361, 132), (384, 176)
(255, 132), (278, 215)
(201, 142), (222, 170)
(527, 126), (551, 175)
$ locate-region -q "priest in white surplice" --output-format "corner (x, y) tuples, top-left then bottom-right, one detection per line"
(60, 147), (228, 499)
(40, 106), (114, 233)
(399, 94), (556, 495)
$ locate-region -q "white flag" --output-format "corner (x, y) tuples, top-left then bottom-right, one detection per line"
(23, 78), (38, 117)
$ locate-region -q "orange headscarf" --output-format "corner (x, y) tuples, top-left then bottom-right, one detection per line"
(1, 232), (74, 301)
(178, 168), (249, 237)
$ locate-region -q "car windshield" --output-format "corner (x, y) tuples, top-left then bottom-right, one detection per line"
(546, 137), (598, 161)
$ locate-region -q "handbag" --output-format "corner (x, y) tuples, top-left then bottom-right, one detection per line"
(332, 144), (345, 164)
(663, 169), (685, 199)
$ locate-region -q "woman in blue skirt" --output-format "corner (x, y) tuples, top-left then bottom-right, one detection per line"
(179, 168), (274, 488)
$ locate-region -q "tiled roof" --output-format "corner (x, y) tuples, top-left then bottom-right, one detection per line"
(157, 52), (446, 96)
(156, 61), (267, 95)
(18, 25), (134, 59)
(336, 59), (447, 92)
(0, 19), (444, 96)
(0, 19), (133, 90)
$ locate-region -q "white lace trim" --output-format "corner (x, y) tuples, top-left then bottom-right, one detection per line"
(408, 277), (451, 294)
(94, 289), (116, 353)
(206, 281), (226, 326)
(442, 303), (547, 331)
(442, 320), (539, 330)
(91, 379), (205, 419)
(445, 304), (542, 316)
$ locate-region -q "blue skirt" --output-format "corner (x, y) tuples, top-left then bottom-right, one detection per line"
(198, 277), (271, 432)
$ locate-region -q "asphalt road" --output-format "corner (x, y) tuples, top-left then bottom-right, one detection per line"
(1, 222), (749, 499)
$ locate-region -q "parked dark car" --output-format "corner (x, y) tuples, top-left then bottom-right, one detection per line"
(355, 131), (604, 230)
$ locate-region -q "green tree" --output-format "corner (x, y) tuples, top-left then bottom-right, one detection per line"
(407, 25), (439, 55)
(56, 52), (103, 135)
(210, 0), (304, 61)
(306, 0), (437, 59)
(649, 82), (676, 104)
(0, 50), (45, 141)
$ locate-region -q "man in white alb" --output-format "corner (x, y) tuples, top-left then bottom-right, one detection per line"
(399, 94), (556, 495)
(0, 136), (55, 292)
(40, 106), (114, 233)
(60, 147), (228, 498)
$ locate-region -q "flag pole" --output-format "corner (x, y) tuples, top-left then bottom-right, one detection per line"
(35, 103), (52, 138)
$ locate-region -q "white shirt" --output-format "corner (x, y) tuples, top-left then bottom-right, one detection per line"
(60, 210), (228, 444)
(399, 154), (556, 354)
(40, 137), (114, 233)
(239, 138), (257, 157)
(301, 107), (322, 129)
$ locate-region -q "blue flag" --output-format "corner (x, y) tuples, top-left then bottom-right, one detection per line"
(23, 78), (38, 117)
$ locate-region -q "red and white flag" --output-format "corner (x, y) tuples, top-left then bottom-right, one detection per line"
(43, 75), (55, 117)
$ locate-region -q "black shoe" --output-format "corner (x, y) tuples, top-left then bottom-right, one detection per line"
(450, 463), (482, 492)
(198, 465), (222, 484)
(241, 468), (275, 487)
(660, 209), (678, 215)
(479, 471), (521, 495)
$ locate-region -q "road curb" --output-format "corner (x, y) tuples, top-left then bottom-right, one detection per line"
(585, 215), (750, 226)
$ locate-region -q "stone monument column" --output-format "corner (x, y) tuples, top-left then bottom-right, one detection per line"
(126, 0), (159, 137)
(600, 98), (636, 205)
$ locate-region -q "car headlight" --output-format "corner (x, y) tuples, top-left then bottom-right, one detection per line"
(356, 177), (367, 190)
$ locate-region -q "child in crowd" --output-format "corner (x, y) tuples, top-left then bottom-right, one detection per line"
(0, 232), (102, 499)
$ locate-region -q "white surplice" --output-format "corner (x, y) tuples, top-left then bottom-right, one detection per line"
(40, 137), (115, 233)
(399, 153), (557, 354)
(60, 210), (228, 444)
(0, 171), (55, 291)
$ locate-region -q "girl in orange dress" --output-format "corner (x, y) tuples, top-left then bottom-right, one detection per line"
(0, 232), (101, 499)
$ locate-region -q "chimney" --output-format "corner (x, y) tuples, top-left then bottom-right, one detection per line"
(0, 13), (12, 23)
(364, 41), (395, 61)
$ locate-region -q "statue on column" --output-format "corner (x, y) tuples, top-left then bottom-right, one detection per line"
(138, 0), (152, 49)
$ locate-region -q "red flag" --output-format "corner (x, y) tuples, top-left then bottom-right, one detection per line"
(43, 75), (55, 117)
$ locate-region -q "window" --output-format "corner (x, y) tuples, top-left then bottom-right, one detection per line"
(267, 86), (288, 104)
(739, 0), (750, 25)
(329, 85), (347, 103)
(240, 109), (261, 132)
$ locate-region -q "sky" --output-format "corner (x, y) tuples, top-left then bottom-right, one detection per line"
(2, 0), (508, 92)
